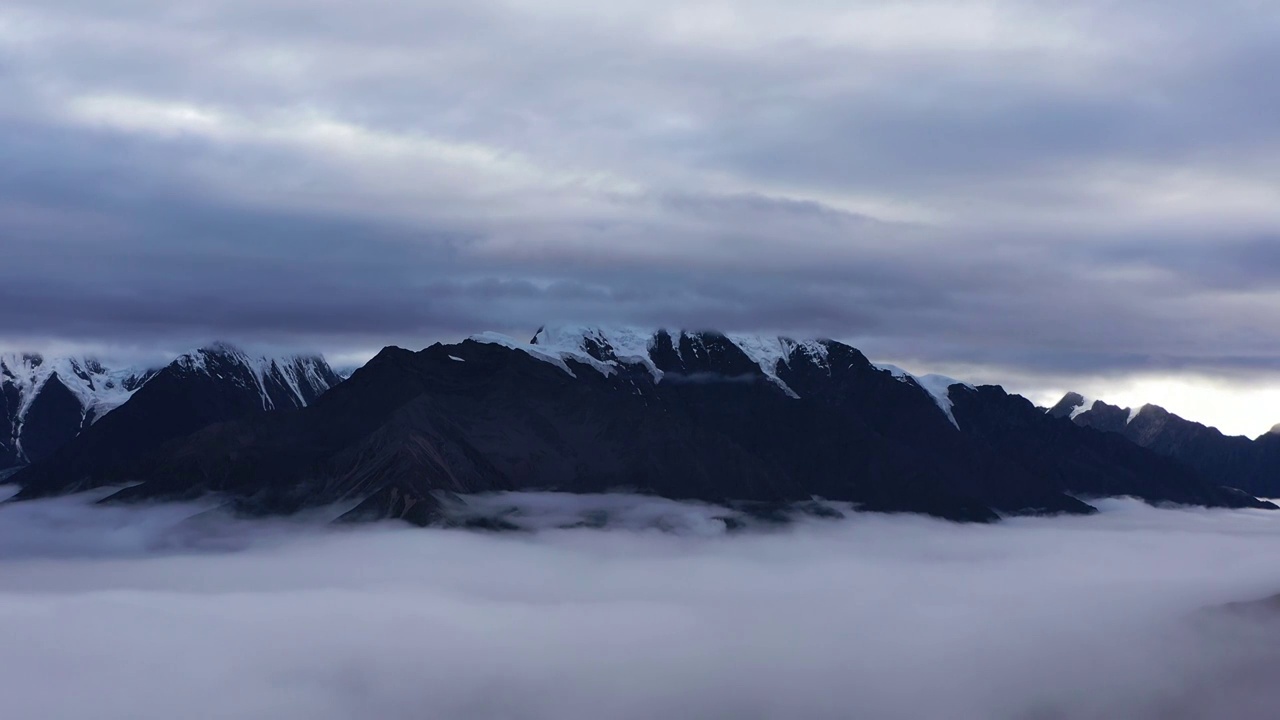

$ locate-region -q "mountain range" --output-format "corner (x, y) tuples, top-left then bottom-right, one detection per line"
(5, 326), (1272, 525)
(1049, 393), (1280, 498)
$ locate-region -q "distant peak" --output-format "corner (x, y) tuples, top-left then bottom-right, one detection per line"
(1126, 399), (1157, 422)
(1060, 391), (1087, 406)
(1047, 392), (1097, 420)
(172, 343), (338, 411)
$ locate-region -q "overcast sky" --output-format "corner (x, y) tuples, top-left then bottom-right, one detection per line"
(3, 1), (1279, 434)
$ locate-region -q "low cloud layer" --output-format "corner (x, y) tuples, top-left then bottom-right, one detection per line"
(4, 488), (1280, 719)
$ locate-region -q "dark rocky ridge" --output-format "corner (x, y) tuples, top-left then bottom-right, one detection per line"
(1050, 394), (1280, 498)
(10, 374), (85, 465)
(10, 329), (1271, 523)
(9, 345), (341, 499)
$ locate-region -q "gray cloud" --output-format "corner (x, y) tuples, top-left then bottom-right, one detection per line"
(4, 488), (1280, 719)
(2, 0), (1280, 403)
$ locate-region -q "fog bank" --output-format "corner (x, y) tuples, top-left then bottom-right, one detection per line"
(3, 489), (1280, 719)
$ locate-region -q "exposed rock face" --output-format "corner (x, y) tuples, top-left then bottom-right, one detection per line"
(1052, 393), (1280, 498)
(10, 328), (1270, 523)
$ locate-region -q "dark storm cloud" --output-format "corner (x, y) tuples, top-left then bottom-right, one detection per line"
(3, 0), (1280, 387)
(697, 28), (1280, 197)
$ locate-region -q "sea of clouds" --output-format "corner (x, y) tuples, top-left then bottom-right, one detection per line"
(3, 486), (1280, 720)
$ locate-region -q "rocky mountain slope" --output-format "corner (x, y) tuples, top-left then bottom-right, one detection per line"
(1050, 393), (1280, 497)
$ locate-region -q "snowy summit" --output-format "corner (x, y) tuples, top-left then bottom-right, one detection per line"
(471, 325), (970, 428)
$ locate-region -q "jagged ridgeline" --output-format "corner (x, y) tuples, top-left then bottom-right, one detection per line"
(1050, 393), (1280, 498)
(1, 354), (157, 469)
(3, 344), (341, 491)
(6, 327), (1271, 523)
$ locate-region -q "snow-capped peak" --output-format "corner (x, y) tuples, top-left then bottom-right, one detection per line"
(875, 363), (972, 429)
(470, 331), (618, 379)
(531, 325), (666, 381)
(1070, 397), (1098, 420)
(726, 334), (830, 399)
(472, 326), (834, 396)
(174, 343), (339, 411)
(1049, 392), (1146, 425)
(1046, 392), (1097, 421)
(0, 353), (157, 464)
(2, 343), (341, 470)
(0, 353), (155, 426)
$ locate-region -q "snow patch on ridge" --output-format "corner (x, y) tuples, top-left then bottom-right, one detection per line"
(875, 363), (971, 429)
(1127, 404), (1145, 424)
(727, 335), (832, 399)
(177, 344), (337, 411)
(473, 327), (666, 382)
(1067, 396), (1144, 425)
(727, 335), (801, 398)
(473, 326), (838, 397)
(533, 326), (665, 381)
(1070, 397), (1098, 420)
(470, 332), (585, 378)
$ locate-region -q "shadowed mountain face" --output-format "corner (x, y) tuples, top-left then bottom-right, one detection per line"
(1, 355), (156, 470)
(9, 345), (341, 499)
(9, 328), (1271, 524)
(1050, 394), (1280, 498)
(958, 390), (1266, 510)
